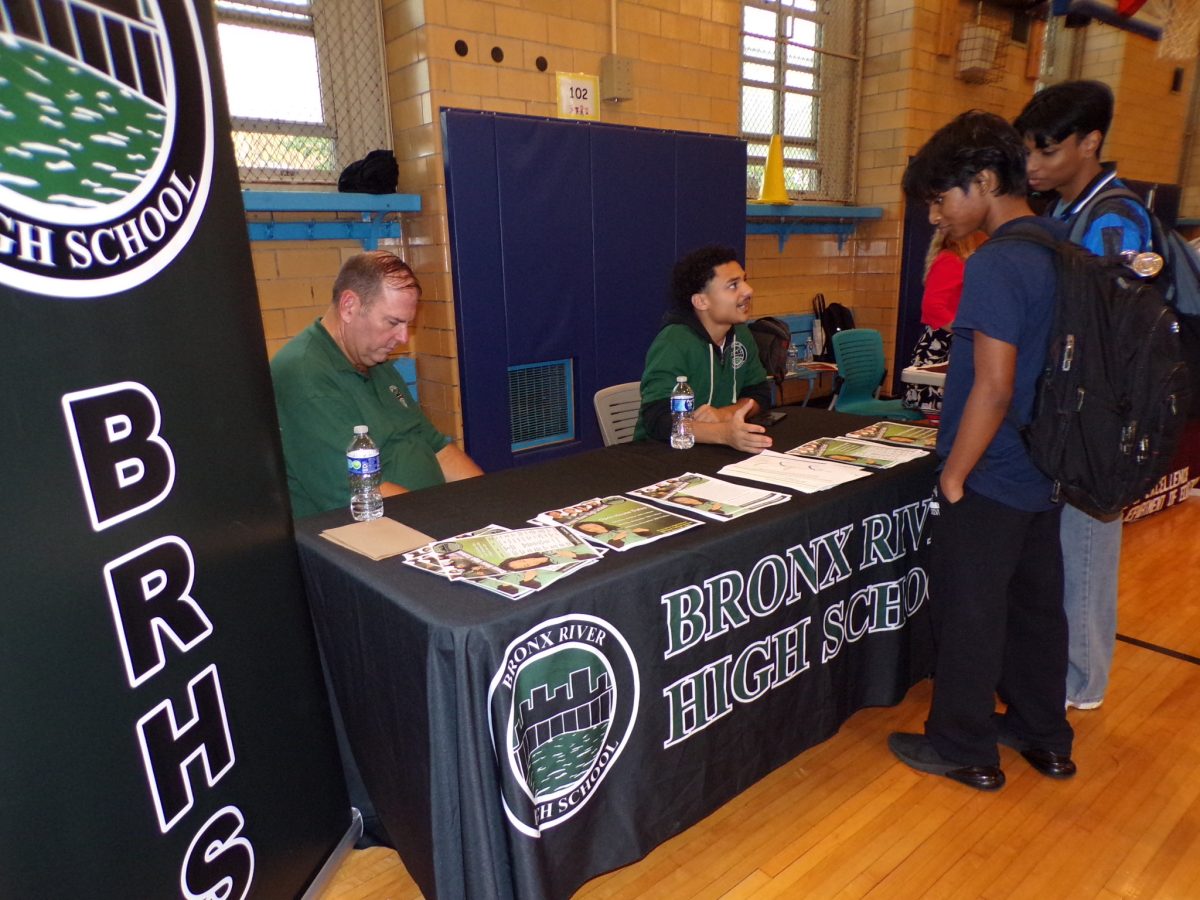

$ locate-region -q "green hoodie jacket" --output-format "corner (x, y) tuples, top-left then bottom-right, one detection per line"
(634, 312), (771, 441)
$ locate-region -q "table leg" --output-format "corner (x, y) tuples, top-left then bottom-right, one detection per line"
(801, 375), (814, 407)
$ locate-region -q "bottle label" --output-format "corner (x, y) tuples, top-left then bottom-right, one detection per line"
(670, 396), (694, 415)
(347, 449), (381, 475)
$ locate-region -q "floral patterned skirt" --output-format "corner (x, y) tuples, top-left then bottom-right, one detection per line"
(903, 326), (952, 412)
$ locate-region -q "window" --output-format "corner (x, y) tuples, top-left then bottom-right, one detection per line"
(215, 0), (391, 185)
(741, 0), (863, 203)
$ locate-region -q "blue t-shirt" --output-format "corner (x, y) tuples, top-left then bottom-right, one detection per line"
(936, 216), (1069, 511)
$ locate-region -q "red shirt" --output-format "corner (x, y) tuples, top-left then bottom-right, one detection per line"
(921, 250), (966, 330)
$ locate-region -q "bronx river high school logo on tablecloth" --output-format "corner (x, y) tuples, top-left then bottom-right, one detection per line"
(489, 614), (640, 837)
(0, 0), (213, 298)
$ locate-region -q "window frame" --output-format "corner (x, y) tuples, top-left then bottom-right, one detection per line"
(214, 0), (390, 187)
(740, 0), (862, 203)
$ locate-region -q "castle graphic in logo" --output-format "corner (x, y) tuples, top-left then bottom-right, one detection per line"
(489, 614), (639, 837)
(0, 0), (213, 297)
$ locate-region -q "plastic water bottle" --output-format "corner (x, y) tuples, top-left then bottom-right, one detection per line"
(804, 337), (815, 363)
(347, 425), (384, 521)
(786, 342), (800, 375)
(669, 376), (695, 449)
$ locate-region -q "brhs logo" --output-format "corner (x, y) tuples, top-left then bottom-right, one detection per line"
(488, 614), (639, 837)
(0, 0), (213, 297)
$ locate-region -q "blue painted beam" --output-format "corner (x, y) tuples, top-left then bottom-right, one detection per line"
(247, 220), (402, 249)
(241, 191), (421, 213)
(746, 203), (883, 220)
(745, 204), (884, 251)
(241, 190), (421, 249)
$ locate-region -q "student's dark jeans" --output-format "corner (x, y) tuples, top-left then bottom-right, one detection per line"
(925, 488), (1074, 767)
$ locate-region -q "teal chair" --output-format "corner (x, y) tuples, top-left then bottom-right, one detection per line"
(830, 329), (923, 420)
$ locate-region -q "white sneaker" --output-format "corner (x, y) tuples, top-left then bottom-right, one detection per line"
(1066, 698), (1103, 710)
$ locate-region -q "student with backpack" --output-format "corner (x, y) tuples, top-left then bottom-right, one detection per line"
(1014, 80), (1152, 711)
(888, 111), (1075, 791)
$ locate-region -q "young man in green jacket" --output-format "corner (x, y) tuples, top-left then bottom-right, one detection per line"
(634, 245), (774, 453)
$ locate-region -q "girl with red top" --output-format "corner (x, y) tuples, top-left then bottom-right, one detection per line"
(903, 230), (987, 413)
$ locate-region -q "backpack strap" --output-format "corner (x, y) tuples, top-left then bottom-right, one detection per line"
(1067, 185), (1154, 254)
(985, 220), (1064, 253)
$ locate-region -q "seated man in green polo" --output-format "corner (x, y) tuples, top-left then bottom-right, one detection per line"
(634, 245), (774, 452)
(271, 250), (483, 517)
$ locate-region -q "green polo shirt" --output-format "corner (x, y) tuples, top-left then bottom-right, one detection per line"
(270, 319), (451, 517)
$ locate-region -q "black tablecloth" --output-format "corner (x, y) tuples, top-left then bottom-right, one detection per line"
(295, 408), (937, 899)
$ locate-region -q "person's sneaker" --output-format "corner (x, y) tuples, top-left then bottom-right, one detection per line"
(995, 725), (1077, 779)
(1066, 698), (1103, 710)
(888, 732), (1005, 791)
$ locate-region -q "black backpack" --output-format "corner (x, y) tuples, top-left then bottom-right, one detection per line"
(337, 149), (398, 194)
(1069, 185), (1200, 417)
(994, 223), (1192, 517)
(812, 293), (855, 361)
(748, 316), (793, 387)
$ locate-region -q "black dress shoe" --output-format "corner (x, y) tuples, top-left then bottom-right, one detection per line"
(995, 727), (1077, 779)
(1017, 747), (1077, 779)
(888, 732), (1005, 792)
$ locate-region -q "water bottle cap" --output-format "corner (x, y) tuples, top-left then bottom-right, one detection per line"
(354, 425), (368, 434)
(676, 375), (687, 383)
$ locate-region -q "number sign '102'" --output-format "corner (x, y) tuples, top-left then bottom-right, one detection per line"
(556, 72), (599, 120)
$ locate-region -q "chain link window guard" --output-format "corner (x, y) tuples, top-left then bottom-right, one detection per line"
(741, 0), (863, 203)
(215, 0), (391, 185)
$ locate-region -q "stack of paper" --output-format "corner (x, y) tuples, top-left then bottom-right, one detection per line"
(719, 450), (873, 493)
(403, 523), (605, 600)
(844, 421), (938, 449)
(785, 436), (927, 469)
(320, 518), (435, 560)
(529, 495), (702, 550)
(628, 472), (789, 521)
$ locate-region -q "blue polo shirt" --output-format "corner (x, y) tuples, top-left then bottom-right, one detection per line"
(935, 216), (1068, 511)
(1052, 167), (1153, 257)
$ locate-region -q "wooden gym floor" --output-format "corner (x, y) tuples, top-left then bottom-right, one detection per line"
(320, 497), (1200, 900)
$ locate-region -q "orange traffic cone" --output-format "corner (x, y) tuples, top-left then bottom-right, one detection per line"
(754, 134), (790, 204)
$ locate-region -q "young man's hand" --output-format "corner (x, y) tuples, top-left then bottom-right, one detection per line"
(688, 399), (770, 452)
(939, 332), (1016, 505)
(718, 402), (772, 454)
(938, 472), (965, 504)
(694, 397), (760, 424)
(693, 402), (731, 423)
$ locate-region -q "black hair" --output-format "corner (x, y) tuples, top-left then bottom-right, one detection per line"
(670, 245), (741, 315)
(1013, 80), (1113, 153)
(500, 553), (551, 571)
(901, 110), (1027, 204)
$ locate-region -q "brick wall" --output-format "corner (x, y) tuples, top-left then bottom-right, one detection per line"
(255, 242), (362, 359)
(378, 0), (744, 440)
(249, 0), (1198, 441)
(1089, 28), (1193, 186)
(762, 0), (1041, 367)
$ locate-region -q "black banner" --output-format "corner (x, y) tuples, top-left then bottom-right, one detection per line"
(0, 2), (349, 896)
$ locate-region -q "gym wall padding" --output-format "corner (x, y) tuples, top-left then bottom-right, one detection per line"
(443, 109), (746, 471)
